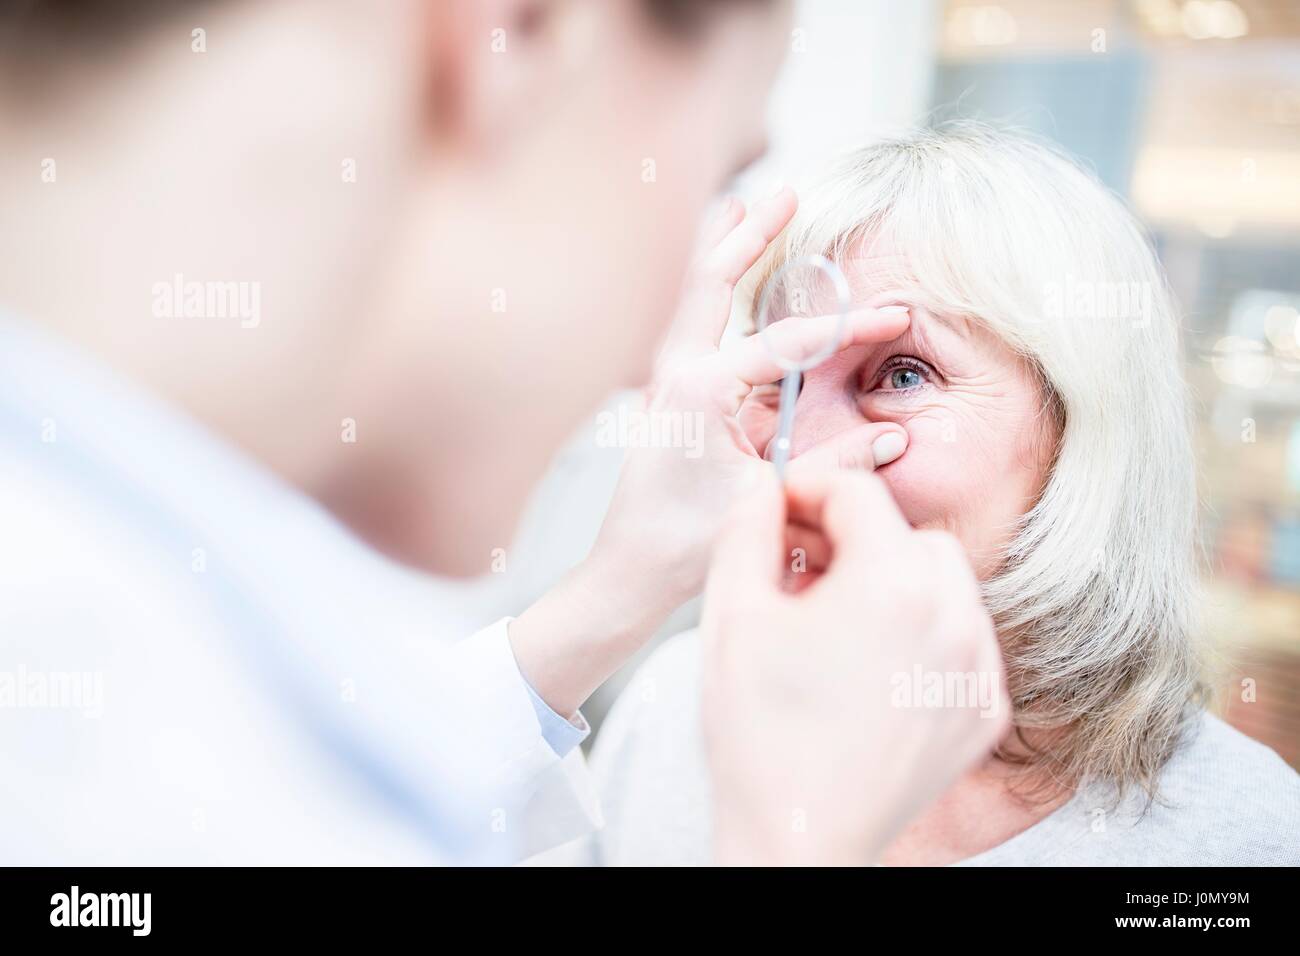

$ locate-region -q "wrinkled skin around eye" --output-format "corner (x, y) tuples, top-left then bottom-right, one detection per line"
(740, 243), (1057, 581)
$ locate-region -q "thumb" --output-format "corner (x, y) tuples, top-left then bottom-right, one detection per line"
(784, 421), (908, 478)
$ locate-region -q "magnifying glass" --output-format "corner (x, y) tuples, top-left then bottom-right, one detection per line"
(753, 254), (852, 480)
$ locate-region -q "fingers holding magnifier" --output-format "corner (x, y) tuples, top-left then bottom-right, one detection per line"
(662, 187), (798, 359)
(718, 306), (910, 397)
(699, 184), (798, 290)
(693, 195), (746, 259)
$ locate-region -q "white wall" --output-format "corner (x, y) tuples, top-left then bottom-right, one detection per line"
(745, 0), (940, 190)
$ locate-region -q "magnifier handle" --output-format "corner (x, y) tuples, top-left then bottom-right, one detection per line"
(771, 369), (802, 482)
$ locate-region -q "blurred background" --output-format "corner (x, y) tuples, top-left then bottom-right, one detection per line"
(464, 0), (1300, 766)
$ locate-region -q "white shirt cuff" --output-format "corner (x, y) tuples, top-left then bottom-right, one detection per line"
(450, 617), (602, 859)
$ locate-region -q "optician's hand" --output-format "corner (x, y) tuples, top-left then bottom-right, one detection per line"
(510, 187), (911, 717)
(594, 186), (910, 602)
(703, 468), (1011, 866)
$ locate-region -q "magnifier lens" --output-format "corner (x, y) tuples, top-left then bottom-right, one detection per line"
(753, 254), (852, 480)
(754, 254), (851, 372)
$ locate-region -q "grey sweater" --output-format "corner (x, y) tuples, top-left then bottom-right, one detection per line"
(537, 629), (1300, 866)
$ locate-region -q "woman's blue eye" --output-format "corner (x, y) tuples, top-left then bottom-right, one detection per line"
(889, 367), (923, 390)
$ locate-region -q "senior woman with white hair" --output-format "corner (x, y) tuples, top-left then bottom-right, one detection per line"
(537, 123), (1300, 866)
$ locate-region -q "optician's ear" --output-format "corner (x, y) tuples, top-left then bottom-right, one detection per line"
(424, 0), (595, 150)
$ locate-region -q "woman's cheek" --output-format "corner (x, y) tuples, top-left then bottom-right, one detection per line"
(874, 413), (971, 531)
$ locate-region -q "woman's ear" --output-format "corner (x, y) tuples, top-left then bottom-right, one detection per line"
(424, 0), (588, 151)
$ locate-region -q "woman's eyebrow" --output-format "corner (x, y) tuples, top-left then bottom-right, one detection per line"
(863, 293), (973, 341)
(925, 309), (974, 340)
(834, 256), (974, 340)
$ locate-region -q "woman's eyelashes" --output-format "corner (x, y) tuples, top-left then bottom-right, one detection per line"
(863, 355), (938, 397)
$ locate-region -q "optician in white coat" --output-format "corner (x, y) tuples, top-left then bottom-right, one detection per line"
(0, 316), (596, 864)
(0, 0), (1008, 867)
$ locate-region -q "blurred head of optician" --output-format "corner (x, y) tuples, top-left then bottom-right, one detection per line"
(0, 0), (790, 573)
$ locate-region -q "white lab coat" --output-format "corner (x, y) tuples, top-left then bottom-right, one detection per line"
(0, 316), (599, 864)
